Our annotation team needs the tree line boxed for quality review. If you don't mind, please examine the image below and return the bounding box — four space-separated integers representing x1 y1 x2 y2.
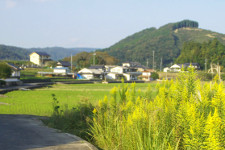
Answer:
63 51 118 70
176 38 225 70
172 20 199 30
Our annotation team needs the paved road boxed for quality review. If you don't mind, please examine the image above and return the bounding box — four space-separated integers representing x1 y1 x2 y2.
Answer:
0 115 97 150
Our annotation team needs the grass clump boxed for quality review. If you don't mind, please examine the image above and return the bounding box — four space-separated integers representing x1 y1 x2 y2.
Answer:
90 67 225 149
43 94 94 140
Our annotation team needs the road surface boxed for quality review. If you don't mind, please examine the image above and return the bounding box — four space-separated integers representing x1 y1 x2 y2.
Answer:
0 114 97 150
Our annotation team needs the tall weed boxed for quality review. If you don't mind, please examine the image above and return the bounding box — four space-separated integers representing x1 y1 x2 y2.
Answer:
90 67 225 149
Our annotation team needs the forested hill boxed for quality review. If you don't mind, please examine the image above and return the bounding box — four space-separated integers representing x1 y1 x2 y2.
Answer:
101 20 225 68
176 39 225 69
0 45 97 61
0 45 30 60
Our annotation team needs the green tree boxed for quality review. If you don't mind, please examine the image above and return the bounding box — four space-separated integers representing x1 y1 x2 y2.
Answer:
0 63 12 79
151 72 159 80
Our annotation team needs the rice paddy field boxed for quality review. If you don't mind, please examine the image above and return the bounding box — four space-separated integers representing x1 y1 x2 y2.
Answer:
0 82 157 116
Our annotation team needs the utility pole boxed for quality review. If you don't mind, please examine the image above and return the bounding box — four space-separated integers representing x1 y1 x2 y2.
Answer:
153 51 155 70
146 59 149 68
93 51 96 65
205 58 207 73
71 54 73 72
160 57 162 72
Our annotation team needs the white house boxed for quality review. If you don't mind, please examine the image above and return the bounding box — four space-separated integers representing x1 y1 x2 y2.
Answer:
7 63 21 77
78 68 103 80
163 67 171 72
139 70 151 81
53 67 70 75
106 66 141 81
170 64 181 72
123 72 142 81
110 66 129 74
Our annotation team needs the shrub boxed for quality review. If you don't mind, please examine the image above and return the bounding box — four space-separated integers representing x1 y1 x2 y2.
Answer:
0 80 6 87
0 63 12 79
151 71 159 80
44 94 94 140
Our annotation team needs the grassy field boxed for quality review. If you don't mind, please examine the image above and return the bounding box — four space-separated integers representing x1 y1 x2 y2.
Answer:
0 82 157 116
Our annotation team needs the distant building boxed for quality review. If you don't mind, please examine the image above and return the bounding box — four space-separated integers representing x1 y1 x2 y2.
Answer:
56 61 71 68
78 68 103 80
169 63 200 72
88 65 105 71
53 67 70 75
29 52 51 66
139 69 154 81
6 63 21 78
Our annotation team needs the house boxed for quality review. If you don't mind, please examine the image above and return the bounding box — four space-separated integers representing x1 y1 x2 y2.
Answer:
78 68 103 80
123 72 142 81
88 65 105 71
29 52 51 66
122 62 147 72
6 63 21 78
183 63 200 70
170 63 200 72
106 72 124 80
110 66 129 74
53 67 70 75
139 70 152 81
163 67 171 72
105 65 117 72
57 61 71 68
170 64 181 72
107 66 141 81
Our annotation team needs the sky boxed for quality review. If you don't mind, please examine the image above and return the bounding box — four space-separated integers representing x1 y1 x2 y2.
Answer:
0 0 225 49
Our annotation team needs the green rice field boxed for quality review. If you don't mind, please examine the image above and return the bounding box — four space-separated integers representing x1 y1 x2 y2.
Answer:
0 83 157 116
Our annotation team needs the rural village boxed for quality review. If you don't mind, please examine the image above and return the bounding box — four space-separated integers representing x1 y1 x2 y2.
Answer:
1 6 225 149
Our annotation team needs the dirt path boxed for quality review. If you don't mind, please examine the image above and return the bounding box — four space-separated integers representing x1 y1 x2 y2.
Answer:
0 114 97 150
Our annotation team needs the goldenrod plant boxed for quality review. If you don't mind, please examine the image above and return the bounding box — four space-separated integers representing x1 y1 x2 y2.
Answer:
90 66 225 149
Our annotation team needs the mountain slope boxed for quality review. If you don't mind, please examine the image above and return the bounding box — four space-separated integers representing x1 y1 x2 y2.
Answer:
102 20 225 68
0 45 97 61
0 45 30 60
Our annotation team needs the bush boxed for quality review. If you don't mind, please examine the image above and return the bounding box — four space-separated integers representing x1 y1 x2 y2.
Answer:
197 72 215 81
0 80 6 87
0 63 12 79
44 94 94 140
151 71 159 80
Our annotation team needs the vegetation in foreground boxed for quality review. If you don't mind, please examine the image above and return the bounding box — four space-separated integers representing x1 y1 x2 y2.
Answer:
90 68 225 149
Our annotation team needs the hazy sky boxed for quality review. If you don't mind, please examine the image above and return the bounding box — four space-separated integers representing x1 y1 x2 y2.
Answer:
0 0 224 48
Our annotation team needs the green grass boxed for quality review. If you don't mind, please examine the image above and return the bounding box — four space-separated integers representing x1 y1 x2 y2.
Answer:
0 83 157 116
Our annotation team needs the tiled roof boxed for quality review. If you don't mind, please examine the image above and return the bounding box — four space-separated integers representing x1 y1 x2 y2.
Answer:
31 52 50 56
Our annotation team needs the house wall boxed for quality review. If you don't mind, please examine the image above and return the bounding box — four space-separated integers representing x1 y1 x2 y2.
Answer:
123 74 131 81
30 53 41 65
82 74 94 80
53 68 69 74
122 63 130 67
111 67 128 74
12 71 20 77
143 72 151 76
106 73 117 80
111 67 123 74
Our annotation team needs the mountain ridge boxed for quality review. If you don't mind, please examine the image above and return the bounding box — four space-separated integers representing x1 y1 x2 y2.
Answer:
0 45 98 61
101 20 225 68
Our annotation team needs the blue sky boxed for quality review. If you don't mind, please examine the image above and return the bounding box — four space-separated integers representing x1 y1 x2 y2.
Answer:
0 0 224 48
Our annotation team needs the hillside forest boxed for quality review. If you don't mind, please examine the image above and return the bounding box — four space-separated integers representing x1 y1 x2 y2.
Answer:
176 38 225 69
